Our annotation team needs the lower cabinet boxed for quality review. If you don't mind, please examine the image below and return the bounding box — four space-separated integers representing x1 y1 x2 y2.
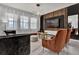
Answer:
0 34 30 55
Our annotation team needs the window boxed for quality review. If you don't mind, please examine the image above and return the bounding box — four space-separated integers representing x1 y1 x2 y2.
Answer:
68 15 78 28
7 18 16 29
30 17 37 29
6 13 17 30
20 16 29 29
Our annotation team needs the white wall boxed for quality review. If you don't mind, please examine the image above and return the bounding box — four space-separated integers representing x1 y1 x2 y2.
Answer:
0 4 40 35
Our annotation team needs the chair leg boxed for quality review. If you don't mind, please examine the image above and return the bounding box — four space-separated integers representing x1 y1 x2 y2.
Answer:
65 44 69 55
66 45 69 55
43 47 44 53
57 52 60 55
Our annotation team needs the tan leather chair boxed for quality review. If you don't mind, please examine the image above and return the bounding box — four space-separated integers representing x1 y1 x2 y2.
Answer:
42 29 67 54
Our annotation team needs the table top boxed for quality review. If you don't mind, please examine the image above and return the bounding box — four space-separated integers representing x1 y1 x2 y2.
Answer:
44 31 57 35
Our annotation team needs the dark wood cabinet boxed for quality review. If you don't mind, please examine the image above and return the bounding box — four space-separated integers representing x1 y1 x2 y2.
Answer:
0 34 30 55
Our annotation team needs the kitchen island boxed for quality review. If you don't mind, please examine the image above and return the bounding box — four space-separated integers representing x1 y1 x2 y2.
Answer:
0 34 30 55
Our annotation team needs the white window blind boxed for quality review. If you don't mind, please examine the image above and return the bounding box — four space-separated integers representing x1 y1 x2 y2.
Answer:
30 17 37 29
20 16 29 29
6 13 17 30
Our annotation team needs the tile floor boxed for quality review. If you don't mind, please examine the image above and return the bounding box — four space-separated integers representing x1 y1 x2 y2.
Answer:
30 39 79 55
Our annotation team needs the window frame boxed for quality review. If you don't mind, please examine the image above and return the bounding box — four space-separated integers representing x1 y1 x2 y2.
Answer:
20 16 29 30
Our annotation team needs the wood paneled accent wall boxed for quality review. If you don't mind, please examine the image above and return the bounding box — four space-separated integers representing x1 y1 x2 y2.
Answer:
43 8 68 30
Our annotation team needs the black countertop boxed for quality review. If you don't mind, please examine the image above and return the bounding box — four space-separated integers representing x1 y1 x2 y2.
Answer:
0 34 30 39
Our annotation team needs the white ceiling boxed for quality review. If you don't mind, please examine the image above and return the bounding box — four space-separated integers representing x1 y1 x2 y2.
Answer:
2 3 76 15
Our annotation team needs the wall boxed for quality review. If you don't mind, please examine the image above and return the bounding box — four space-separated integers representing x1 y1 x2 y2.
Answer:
0 4 40 35
41 3 79 36
67 3 79 35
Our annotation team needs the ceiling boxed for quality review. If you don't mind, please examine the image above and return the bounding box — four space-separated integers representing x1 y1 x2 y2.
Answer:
2 3 76 15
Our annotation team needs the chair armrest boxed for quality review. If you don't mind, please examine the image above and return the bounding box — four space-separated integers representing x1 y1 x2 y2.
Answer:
42 37 55 42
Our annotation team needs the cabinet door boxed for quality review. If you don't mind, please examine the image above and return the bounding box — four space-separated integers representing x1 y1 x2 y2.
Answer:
0 38 18 55
18 35 30 55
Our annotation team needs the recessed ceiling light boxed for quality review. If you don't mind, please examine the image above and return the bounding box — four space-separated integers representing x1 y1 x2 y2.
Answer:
36 4 40 7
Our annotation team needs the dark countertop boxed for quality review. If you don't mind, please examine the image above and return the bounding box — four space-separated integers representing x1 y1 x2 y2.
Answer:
0 34 31 39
